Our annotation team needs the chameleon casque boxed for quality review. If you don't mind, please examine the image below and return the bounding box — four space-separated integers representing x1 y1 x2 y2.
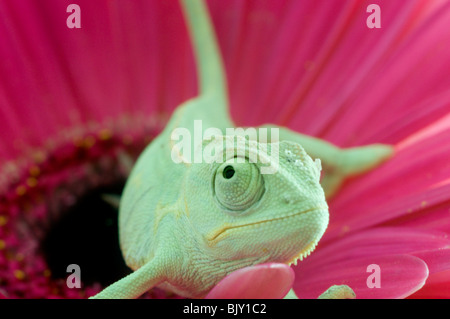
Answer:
91 0 393 299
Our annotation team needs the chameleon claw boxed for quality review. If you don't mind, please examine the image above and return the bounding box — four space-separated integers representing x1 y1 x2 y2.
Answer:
101 193 121 209
117 151 135 175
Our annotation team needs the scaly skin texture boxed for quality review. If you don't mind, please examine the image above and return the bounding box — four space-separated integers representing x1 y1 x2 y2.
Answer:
91 0 393 299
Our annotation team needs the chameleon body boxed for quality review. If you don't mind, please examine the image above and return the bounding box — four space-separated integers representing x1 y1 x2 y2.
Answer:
91 0 393 299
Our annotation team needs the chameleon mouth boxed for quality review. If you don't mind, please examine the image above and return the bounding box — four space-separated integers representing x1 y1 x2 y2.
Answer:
206 205 328 243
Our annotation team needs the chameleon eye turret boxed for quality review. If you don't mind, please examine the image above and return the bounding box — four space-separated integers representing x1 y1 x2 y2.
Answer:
214 158 265 212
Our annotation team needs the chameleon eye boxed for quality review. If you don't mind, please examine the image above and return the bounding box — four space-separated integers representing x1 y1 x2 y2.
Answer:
222 165 235 179
214 158 265 212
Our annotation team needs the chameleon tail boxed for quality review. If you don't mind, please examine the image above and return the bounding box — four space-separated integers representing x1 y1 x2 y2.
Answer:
90 260 163 299
180 0 229 116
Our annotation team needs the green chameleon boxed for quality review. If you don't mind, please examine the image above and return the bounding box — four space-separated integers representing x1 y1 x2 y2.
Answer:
91 0 393 299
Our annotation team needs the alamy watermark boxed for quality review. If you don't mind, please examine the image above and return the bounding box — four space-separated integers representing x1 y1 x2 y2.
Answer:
170 120 279 174
66 3 381 30
366 263 381 288
66 4 81 29
66 264 81 288
367 4 381 29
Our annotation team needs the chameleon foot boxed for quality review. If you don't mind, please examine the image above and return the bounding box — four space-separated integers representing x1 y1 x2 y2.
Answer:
318 285 356 299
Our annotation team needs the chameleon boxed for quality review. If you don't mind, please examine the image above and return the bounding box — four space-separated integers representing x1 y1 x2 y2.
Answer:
91 0 393 299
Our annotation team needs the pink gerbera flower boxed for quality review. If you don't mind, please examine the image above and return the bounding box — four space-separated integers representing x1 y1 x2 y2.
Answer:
0 0 449 299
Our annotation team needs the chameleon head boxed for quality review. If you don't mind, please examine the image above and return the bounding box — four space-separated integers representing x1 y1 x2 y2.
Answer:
184 135 329 269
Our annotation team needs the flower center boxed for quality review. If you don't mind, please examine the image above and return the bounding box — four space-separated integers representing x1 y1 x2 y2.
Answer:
40 182 131 287
0 115 174 298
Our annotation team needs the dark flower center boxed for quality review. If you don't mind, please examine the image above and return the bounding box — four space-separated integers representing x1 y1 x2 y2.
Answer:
0 115 178 298
40 182 131 287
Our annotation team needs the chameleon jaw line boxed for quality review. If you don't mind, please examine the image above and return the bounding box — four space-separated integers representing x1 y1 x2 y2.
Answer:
206 205 328 243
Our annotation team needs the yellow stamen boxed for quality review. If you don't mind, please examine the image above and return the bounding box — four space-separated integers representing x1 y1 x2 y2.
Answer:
16 185 26 196
29 165 40 177
26 177 37 187
98 129 112 140
0 215 8 226
14 270 26 280
83 136 96 148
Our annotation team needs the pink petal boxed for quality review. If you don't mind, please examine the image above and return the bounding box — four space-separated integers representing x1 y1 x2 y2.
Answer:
205 263 294 299
294 255 428 299
412 249 450 275
308 227 450 269
408 269 450 299
0 0 194 161
325 128 450 241
293 227 445 298
321 1 450 146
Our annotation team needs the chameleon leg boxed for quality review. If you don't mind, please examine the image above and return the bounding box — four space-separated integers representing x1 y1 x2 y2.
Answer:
283 285 355 299
283 285 356 299
284 288 299 299
318 285 356 299
322 143 394 198
90 260 164 299
256 125 394 198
